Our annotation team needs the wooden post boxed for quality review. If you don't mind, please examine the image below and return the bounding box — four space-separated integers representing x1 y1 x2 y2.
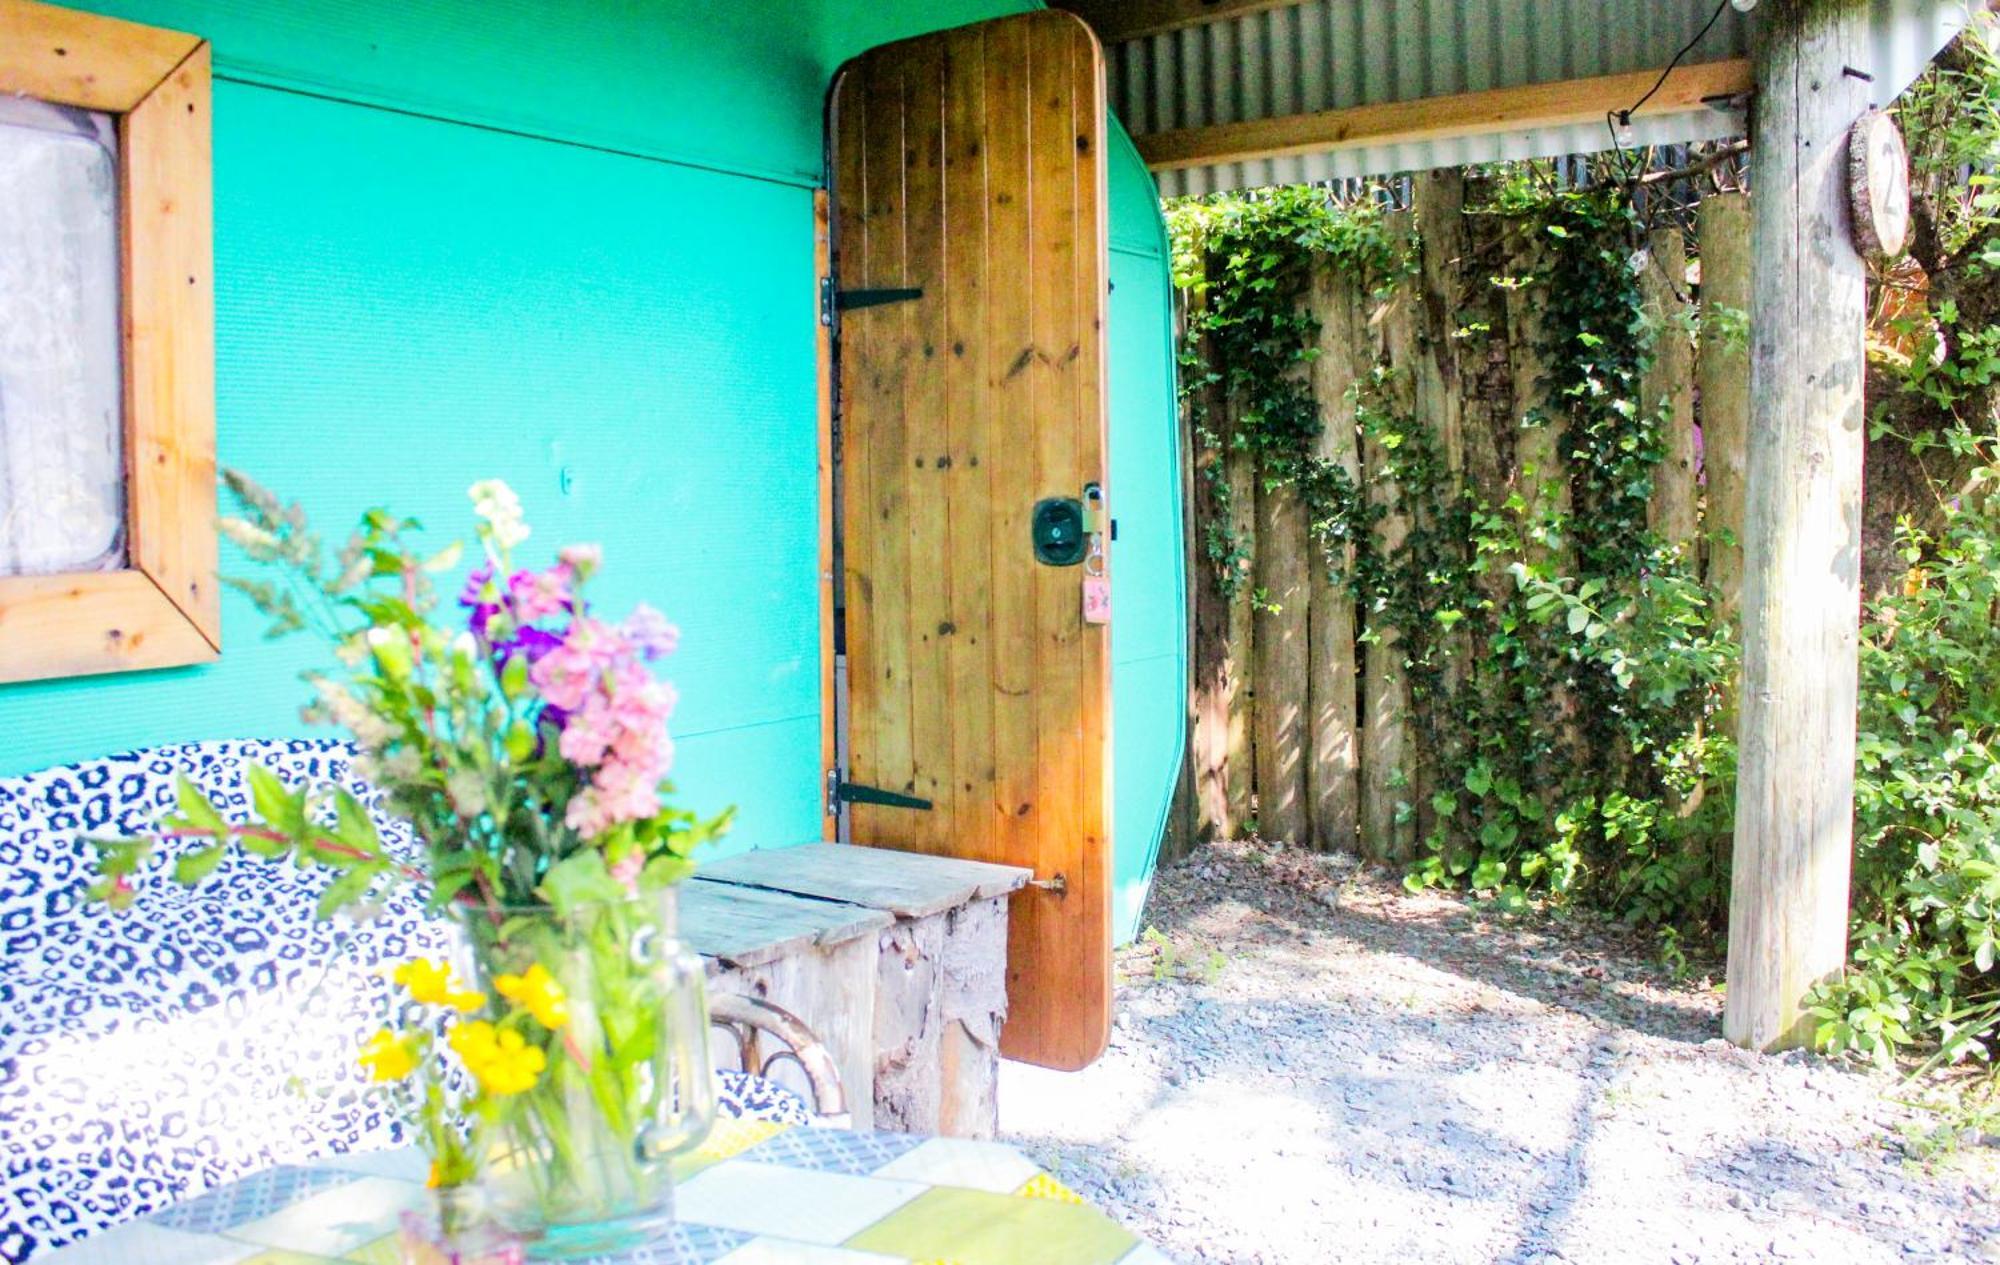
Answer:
1724 0 1870 1052
1643 227 1699 554
1362 214 1419 862
1187 262 1250 842
1253 458 1311 846
1306 262 1367 854
1698 193 1753 625
1222 413 1258 834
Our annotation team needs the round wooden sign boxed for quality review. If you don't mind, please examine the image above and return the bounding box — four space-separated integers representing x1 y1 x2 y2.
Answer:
1848 108 1911 259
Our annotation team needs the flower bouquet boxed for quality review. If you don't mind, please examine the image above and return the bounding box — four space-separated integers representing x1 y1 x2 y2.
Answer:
94 475 732 1258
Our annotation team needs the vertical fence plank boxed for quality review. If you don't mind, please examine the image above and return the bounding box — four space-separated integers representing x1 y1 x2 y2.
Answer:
1699 193 1753 625
1306 262 1366 854
1362 214 1419 862
1222 409 1259 834
1644 227 1699 553
1253 456 1310 846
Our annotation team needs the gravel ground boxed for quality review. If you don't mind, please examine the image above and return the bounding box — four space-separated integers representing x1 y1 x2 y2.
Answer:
998 841 2000 1265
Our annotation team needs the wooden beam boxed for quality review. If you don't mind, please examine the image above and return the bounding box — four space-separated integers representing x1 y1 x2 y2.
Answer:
1050 0 1300 45
0 0 200 112
1136 58 1751 172
1724 0 1869 1053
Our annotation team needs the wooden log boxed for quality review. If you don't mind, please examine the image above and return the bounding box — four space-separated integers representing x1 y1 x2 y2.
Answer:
1643 227 1699 553
1724 0 1869 1053
1187 265 1239 842
1306 261 1367 854
1222 406 1258 835
1698 193 1753 626
1361 215 1419 863
1503 225 1569 547
1252 455 1311 846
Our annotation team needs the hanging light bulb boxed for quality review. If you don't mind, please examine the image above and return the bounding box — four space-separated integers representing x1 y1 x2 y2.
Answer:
1614 111 1637 148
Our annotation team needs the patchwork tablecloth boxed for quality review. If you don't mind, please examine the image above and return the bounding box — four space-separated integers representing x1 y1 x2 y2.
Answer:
38 1119 1168 1265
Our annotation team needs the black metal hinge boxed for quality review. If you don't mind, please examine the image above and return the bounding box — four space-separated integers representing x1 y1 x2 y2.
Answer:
826 768 933 814
822 279 924 325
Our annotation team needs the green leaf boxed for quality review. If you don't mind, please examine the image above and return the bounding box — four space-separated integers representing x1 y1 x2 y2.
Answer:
1566 604 1591 634
315 865 377 920
332 788 381 854
537 850 626 916
175 777 228 838
173 844 226 887
246 765 306 836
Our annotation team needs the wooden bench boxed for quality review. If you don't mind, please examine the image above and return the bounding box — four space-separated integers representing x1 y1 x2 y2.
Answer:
682 843 1030 1137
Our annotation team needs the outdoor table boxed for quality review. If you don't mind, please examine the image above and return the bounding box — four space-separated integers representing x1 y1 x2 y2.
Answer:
44 1117 1166 1265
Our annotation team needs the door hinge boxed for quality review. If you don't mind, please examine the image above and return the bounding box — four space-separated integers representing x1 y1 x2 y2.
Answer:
822 281 923 326
826 767 933 814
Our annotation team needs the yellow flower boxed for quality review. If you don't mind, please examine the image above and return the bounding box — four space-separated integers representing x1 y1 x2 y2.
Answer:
393 958 485 1013
448 1020 547 1097
493 963 571 1030
358 1028 417 1082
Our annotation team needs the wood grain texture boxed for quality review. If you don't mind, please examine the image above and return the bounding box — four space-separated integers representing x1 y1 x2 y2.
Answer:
1137 59 1753 172
1221 405 1257 831
1724 1 1868 1053
1306 263 1366 855
709 934 880 1131
1251 460 1308 845
1698 193 1753 629
1361 219 1419 863
0 34 215 684
701 842 1029 920
0 570 216 680
1642 228 1698 552
124 42 218 649
831 10 1112 1071
683 879 892 968
0 0 198 112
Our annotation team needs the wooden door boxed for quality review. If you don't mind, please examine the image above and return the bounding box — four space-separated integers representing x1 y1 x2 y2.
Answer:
829 10 1111 1072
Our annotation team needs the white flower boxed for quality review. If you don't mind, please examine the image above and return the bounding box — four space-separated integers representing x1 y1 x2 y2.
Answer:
446 768 489 819
311 677 395 751
469 479 530 551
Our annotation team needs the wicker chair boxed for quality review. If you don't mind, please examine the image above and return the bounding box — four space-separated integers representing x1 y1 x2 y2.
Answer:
709 993 849 1129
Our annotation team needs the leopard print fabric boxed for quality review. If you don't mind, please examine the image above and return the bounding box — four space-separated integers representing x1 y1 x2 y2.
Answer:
0 740 806 1262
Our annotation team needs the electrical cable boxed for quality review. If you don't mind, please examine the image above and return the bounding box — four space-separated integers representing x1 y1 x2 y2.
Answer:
1605 0 1735 163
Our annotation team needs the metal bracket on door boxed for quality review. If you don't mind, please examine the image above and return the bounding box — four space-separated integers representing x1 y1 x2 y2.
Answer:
826 767 934 815
821 279 925 325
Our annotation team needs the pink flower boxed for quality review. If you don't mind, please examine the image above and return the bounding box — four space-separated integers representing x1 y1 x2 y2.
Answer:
559 544 603 579
532 611 679 840
609 849 644 895
508 565 573 622
622 605 678 660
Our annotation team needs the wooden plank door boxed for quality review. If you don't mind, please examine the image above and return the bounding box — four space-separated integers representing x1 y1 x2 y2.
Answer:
829 9 1111 1072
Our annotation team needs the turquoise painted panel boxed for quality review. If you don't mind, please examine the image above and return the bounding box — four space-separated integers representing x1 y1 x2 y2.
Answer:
0 79 822 851
1106 132 1186 945
1 0 1183 919
63 0 826 185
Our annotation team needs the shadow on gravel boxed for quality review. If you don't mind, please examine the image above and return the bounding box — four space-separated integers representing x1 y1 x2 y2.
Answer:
1139 852 1722 1046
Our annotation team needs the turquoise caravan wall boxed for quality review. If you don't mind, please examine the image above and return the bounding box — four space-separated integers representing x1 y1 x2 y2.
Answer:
1 0 1184 942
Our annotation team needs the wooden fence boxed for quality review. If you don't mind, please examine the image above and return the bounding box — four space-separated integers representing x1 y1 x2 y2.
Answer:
1163 175 1754 861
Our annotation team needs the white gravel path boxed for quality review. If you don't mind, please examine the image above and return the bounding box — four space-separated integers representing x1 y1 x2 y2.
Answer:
999 842 1999 1265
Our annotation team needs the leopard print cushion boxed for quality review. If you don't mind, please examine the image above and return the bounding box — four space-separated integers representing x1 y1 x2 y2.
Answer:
0 740 808 1262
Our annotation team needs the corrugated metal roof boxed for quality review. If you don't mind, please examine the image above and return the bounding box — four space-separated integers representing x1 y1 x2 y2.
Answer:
1104 0 1978 196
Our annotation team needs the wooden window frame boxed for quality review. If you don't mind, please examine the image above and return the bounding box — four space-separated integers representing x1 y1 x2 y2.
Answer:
0 0 215 682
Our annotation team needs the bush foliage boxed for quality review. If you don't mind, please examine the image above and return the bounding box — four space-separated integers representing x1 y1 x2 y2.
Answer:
1167 14 2000 1069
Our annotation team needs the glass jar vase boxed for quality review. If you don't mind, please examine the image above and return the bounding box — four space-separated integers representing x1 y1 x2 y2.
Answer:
453 885 715 1259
